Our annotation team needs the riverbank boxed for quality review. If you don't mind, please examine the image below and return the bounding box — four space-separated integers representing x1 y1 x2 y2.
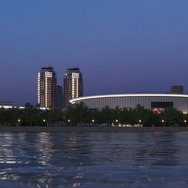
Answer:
0 126 188 132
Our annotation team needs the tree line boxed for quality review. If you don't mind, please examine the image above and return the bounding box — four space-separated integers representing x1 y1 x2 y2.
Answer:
0 103 63 127
65 102 187 127
0 102 188 127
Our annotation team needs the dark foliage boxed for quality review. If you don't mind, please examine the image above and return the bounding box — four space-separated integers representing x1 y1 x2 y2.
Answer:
0 102 187 127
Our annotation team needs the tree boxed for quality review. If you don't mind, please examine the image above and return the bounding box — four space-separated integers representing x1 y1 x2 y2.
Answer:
99 106 113 125
46 108 64 125
160 108 183 126
65 102 90 125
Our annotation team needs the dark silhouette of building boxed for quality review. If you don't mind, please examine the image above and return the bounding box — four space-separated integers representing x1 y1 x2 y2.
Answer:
56 85 63 109
170 85 184 94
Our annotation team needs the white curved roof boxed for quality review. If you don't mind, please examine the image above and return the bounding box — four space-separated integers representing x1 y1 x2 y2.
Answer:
69 93 188 104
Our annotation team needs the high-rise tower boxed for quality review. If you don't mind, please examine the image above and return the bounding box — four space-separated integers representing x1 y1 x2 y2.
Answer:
64 67 83 108
37 67 57 108
56 85 63 109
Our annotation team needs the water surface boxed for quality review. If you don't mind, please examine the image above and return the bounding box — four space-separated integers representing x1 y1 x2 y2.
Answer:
0 132 188 187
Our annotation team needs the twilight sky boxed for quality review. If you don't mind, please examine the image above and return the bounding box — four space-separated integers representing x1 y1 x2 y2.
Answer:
0 0 188 105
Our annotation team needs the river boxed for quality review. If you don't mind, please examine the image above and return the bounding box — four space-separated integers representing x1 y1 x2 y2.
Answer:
0 131 188 187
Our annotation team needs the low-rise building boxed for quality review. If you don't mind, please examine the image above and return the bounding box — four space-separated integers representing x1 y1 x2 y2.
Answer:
70 93 188 114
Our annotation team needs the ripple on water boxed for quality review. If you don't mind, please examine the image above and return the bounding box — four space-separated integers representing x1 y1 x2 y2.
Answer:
0 132 188 187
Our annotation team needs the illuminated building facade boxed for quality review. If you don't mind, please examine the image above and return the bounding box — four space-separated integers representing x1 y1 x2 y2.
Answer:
70 93 188 114
64 67 83 108
37 67 57 108
0 101 14 109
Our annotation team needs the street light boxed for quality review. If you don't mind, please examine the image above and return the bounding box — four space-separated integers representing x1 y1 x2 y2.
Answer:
115 119 119 127
18 119 20 126
139 119 142 124
43 119 46 123
92 119 95 123
184 120 187 123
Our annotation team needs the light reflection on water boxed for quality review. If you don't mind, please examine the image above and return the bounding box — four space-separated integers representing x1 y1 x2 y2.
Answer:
0 132 188 187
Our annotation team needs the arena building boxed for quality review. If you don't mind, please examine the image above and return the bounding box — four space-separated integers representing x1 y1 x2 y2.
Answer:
69 94 188 114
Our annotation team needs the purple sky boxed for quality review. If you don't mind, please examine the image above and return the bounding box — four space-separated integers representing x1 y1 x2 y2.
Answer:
0 0 188 105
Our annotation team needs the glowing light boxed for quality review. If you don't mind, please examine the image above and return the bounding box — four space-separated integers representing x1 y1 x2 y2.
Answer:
70 93 188 104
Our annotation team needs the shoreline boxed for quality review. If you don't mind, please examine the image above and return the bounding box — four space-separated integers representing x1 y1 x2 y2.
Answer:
0 126 188 132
